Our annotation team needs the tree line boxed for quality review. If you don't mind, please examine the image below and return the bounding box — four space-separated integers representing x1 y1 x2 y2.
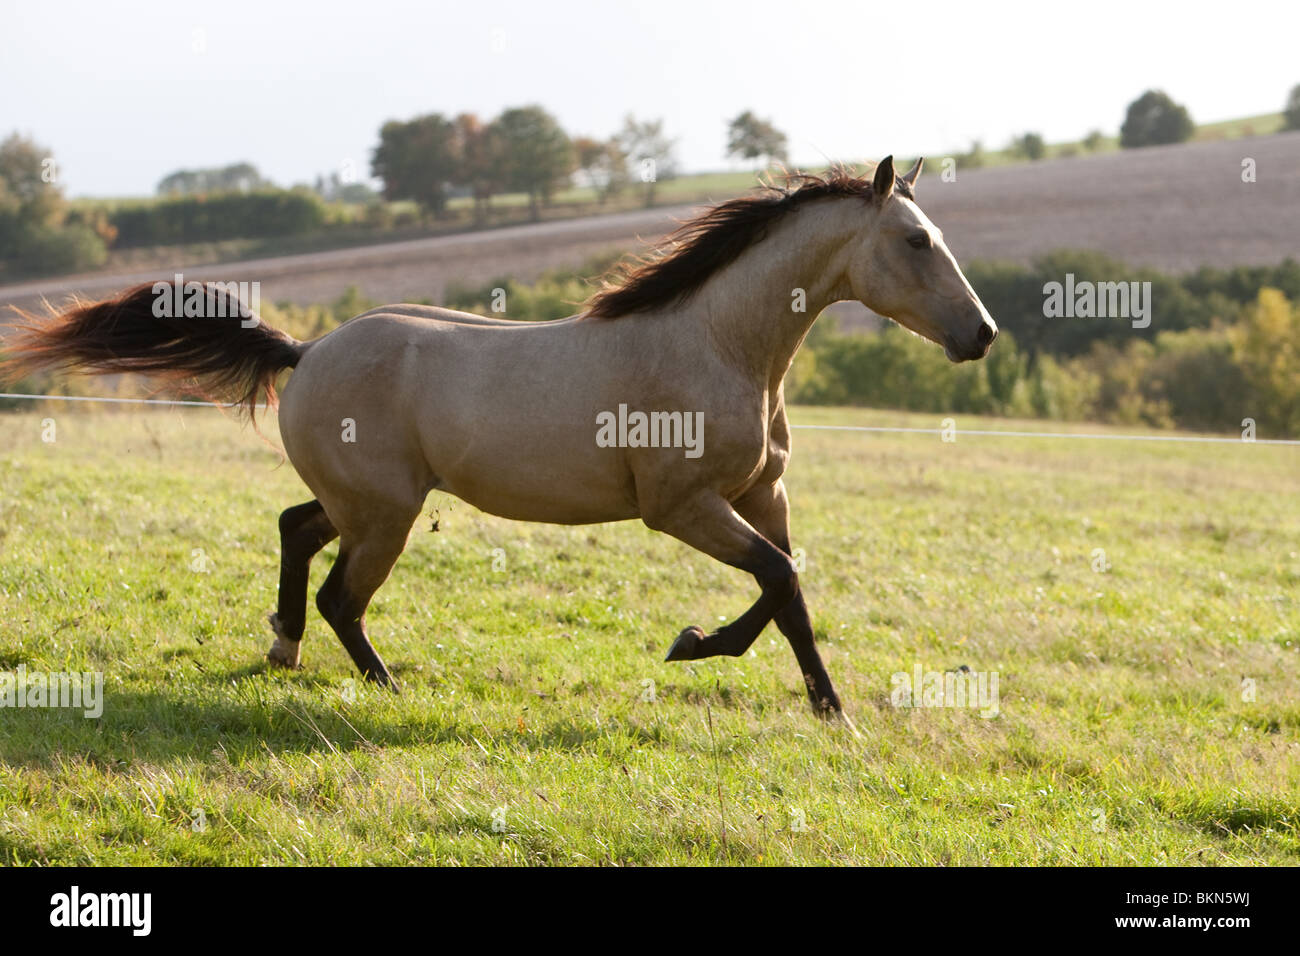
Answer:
4 79 1300 279
372 106 785 221
962 83 1300 167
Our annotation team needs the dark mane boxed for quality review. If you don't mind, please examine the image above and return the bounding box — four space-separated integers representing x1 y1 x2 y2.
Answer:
584 164 912 320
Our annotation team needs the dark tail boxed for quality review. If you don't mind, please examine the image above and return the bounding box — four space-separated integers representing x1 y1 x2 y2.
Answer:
0 280 304 418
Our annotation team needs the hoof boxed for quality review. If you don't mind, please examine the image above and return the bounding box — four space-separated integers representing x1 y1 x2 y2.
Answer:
664 625 705 662
364 670 400 693
266 615 301 669
811 697 843 720
804 674 842 718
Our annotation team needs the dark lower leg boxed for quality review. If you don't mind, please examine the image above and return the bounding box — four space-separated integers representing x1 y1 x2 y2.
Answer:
772 589 840 713
653 493 797 663
734 482 841 713
271 501 338 643
315 551 398 689
664 553 796 660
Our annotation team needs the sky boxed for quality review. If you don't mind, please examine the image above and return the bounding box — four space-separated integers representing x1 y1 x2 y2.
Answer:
4 0 1297 197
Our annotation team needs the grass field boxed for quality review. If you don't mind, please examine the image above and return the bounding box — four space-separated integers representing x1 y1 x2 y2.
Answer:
0 406 1297 865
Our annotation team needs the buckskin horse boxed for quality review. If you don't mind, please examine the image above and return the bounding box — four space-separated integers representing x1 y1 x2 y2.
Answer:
2 157 996 715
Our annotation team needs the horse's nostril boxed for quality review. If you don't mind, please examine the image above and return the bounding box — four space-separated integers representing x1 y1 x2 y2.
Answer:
977 322 996 347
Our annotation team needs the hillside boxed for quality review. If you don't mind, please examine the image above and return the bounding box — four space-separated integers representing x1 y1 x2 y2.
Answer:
2 132 1297 317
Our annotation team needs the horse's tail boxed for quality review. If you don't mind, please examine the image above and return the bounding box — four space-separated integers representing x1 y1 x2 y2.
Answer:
0 280 305 418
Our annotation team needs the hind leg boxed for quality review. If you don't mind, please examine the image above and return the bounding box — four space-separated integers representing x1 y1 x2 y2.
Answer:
267 500 339 669
314 502 420 689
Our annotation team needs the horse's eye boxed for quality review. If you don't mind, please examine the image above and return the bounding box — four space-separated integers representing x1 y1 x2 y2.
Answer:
907 233 932 250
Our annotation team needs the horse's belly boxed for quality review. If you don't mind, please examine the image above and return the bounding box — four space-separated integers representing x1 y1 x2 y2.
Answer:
425 424 640 525
435 470 639 525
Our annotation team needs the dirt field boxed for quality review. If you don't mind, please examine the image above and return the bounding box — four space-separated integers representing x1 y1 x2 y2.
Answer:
1 132 1297 317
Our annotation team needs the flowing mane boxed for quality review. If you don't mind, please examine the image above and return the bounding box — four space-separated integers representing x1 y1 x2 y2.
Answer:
584 164 913 320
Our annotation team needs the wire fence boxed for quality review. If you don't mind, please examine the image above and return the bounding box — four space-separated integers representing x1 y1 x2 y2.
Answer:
3 391 1299 446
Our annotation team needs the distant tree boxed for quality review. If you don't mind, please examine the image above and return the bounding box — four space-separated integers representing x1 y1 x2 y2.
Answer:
958 139 986 169
451 112 502 223
0 132 107 275
1010 132 1046 160
618 115 677 208
725 110 788 167
156 162 270 195
489 105 573 221
573 136 603 184
573 135 628 204
0 132 62 223
1083 130 1106 151
1233 287 1300 435
1284 84 1300 132
311 171 376 204
1120 90 1194 148
0 134 56 263
371 113 459 219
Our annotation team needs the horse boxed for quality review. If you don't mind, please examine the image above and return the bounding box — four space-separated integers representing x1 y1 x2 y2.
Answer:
1 156 996 715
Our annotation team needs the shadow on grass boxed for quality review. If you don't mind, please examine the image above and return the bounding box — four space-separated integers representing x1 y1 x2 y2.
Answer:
0 665 674 769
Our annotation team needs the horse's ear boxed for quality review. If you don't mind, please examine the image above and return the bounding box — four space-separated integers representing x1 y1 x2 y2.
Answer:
902 157 923 188
872 155 895 201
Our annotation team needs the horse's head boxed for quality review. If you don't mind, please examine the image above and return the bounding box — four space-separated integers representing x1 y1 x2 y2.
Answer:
847 156 997 361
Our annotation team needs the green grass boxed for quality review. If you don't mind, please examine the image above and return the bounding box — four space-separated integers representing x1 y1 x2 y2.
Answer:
0 406 1297 865
934 111 1288 168
1192 112 1286 141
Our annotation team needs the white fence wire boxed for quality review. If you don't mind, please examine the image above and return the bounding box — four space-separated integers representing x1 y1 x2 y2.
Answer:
2 392 1299 446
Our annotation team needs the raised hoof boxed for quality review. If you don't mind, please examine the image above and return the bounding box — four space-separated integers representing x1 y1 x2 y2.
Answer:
664 625 705 662
265 615 301 669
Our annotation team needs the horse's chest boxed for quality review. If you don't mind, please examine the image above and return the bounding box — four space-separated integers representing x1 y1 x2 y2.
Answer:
721 416 789 500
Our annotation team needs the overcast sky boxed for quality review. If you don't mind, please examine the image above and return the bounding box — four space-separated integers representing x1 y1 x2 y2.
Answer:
5 0 1296 197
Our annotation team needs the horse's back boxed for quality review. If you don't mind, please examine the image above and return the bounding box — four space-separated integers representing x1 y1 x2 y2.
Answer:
354 303 583 327
278 311 643 525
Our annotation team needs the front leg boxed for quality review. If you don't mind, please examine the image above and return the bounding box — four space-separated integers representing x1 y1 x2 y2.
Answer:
645 489 839 713
651 491 795 660
732 480 840 713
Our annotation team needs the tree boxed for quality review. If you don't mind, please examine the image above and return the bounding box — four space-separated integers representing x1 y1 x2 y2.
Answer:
1284 84 1300 132
1082 130 1106 151
371 113 459 219
488 105 573 221
725 110 788 167
451 112 502 223
618 115 677 208
156 162 270 196
311 172 376 204
958 139 986 168
1120 90 1194 148
1010 132 1046 160
1233 287 1300 436
573 135 628 204
0 132 64 227
0 132 107 275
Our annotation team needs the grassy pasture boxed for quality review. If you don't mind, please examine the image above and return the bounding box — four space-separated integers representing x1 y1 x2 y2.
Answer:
0 406 1296 865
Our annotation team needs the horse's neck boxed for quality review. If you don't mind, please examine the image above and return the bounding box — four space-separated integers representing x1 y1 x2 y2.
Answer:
687 200 862 388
